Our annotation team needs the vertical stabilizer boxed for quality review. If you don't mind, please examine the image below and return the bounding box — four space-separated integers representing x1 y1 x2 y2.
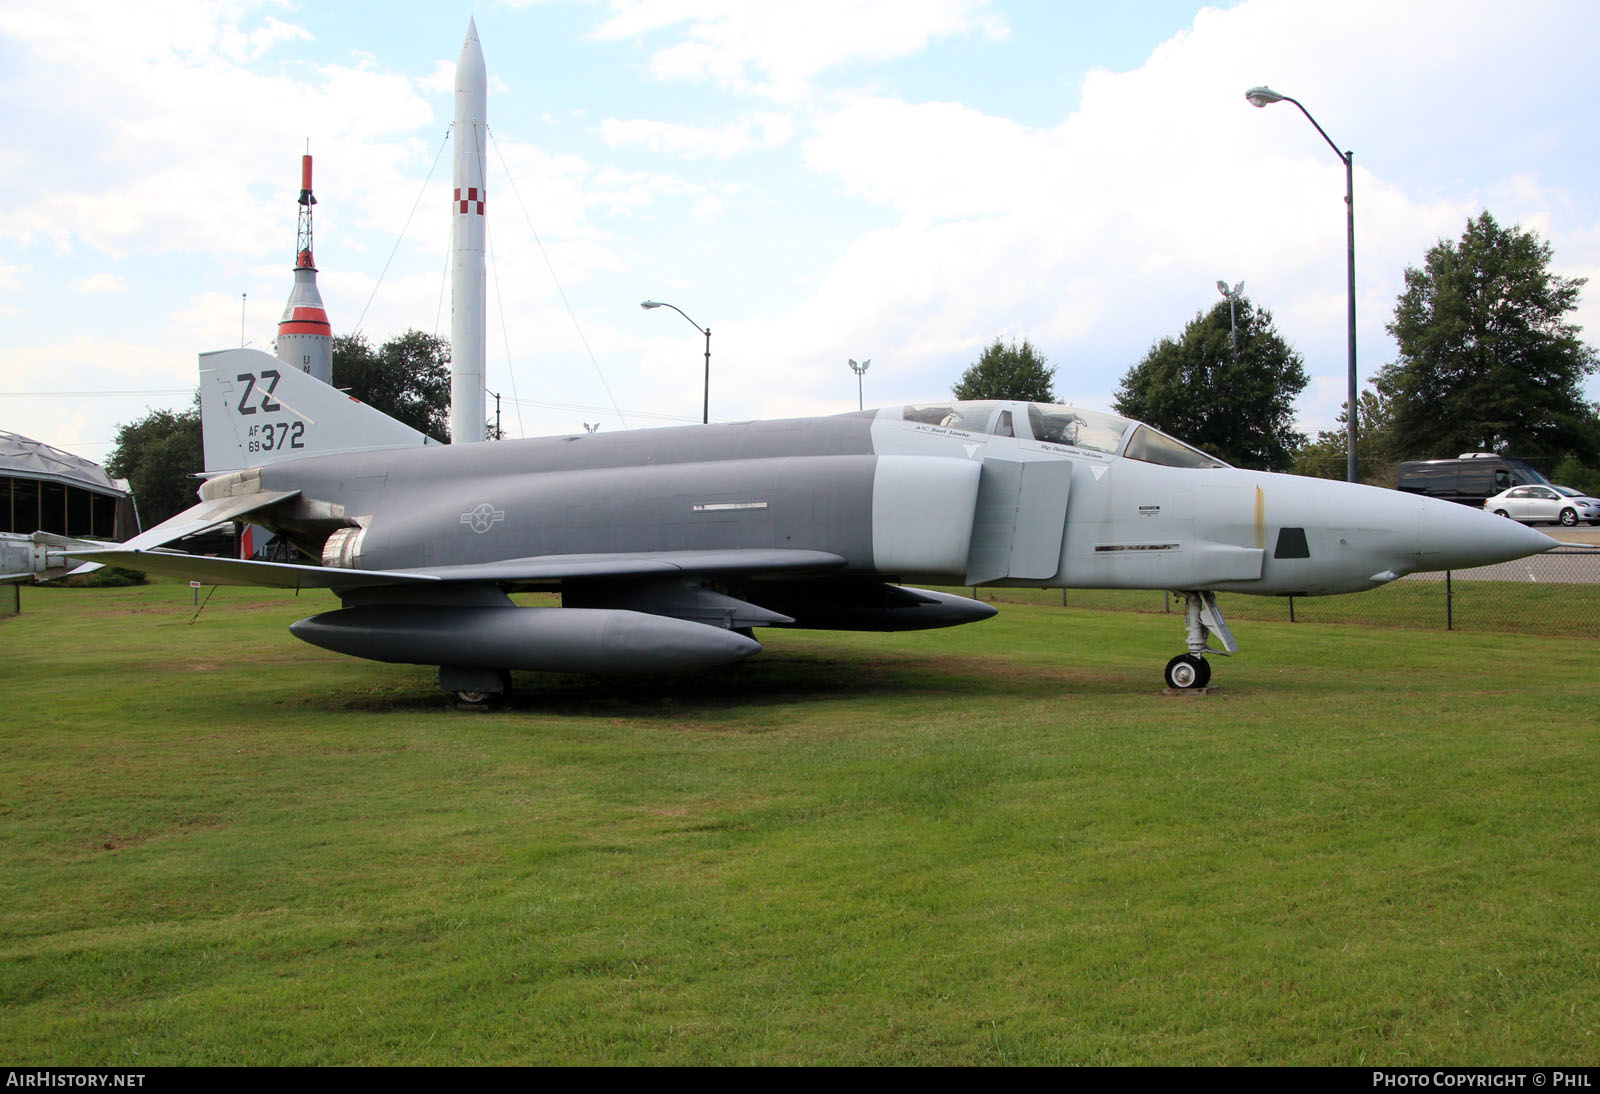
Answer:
200 347 435 472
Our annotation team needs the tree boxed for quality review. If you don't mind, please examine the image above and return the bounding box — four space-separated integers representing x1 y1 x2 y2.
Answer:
1290 388 1396 484
104 403 203 529
952 337 1057 402
1550 453 1600 498
1113 297 1307 471
332 330 452 440
1376 212 1600 462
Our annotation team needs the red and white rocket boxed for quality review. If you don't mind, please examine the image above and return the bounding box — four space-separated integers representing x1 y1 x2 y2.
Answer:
450 19 487 444
276 151 333 385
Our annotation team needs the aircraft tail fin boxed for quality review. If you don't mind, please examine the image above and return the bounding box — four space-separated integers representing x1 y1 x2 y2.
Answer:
199 347 439 472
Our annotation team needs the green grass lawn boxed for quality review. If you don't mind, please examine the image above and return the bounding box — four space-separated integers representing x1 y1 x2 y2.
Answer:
2 580 1597 1064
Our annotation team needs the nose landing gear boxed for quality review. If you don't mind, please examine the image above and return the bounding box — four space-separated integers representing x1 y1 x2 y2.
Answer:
1164 591 1236 691
1165 652 1210 689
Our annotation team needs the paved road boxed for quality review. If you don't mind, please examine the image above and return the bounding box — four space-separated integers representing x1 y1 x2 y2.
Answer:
1406 524 1600 584
1548 526 1600 547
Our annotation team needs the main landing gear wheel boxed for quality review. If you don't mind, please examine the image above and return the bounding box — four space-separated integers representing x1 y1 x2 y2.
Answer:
1164 653 1211 690
440 667 512 708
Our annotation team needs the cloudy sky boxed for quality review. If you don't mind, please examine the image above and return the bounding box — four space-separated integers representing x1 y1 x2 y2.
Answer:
2 0 1597 464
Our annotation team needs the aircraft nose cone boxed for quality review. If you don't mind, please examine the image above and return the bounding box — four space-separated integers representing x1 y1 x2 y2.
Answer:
1416 497 1557 570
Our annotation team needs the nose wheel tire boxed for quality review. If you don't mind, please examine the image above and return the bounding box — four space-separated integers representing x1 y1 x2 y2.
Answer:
1165 653 1211 690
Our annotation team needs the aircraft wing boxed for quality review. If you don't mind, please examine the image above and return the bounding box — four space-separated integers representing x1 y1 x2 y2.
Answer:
410 548 848 583
61 546 848 591
63 549 441 590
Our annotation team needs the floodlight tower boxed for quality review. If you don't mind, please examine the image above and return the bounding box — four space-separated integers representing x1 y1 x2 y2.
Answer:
1216 280 1244 355
849 358 871 410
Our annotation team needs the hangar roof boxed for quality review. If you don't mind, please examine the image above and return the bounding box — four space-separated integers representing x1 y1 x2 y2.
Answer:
0 430 131 496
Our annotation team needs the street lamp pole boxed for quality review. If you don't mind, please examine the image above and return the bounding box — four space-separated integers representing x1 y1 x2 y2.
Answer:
1246 85 1359 483
848 358 871 411
641 300 711 424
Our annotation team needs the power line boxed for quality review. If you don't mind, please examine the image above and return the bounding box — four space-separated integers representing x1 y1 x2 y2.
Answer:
353 127 453 338
488 126 628 428
0 389 191 398
503 395 703 425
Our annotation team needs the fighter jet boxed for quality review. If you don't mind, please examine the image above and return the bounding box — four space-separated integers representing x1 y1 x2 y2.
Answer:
49 347 1553 702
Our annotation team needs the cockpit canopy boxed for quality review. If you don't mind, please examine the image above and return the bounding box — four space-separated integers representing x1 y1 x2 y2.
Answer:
896 400 1227 469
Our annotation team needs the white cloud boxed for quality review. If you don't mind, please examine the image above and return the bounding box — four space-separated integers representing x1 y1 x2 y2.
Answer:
0 1 435 260
0 337 197 461
3 0 1597 454
591 0 1007 102
219 14 312 63
70 273 126 294
597 112 794 159
417 59 455 95
727 0 1600 428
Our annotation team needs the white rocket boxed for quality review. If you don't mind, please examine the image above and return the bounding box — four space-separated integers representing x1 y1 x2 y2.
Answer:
276 152 333 386
450 19 488 444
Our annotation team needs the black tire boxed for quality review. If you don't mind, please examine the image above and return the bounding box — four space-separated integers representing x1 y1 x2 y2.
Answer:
1560 508 1579 527
454 689 494 705
1493 509 1510 518
1165 653 1208 690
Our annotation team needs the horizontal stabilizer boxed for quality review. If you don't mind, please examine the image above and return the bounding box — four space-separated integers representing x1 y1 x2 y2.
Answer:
120 489 301 552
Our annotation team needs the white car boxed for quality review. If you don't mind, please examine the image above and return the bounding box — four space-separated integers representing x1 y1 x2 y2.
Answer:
1483 484 1600 527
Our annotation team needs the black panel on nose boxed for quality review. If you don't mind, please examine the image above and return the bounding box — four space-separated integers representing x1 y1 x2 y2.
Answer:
1274 527 1310 559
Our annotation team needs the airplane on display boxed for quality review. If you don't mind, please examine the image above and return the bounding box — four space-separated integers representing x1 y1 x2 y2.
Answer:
47 347 1555 703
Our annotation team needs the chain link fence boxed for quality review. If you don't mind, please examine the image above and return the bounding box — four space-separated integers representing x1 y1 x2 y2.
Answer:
975 547 1600 639
1276 547 1599 637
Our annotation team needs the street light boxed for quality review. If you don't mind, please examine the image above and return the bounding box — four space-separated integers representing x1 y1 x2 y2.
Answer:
1216 279 1244 355
641 299 711 424
1245 84 1359 483
848 358 871 410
